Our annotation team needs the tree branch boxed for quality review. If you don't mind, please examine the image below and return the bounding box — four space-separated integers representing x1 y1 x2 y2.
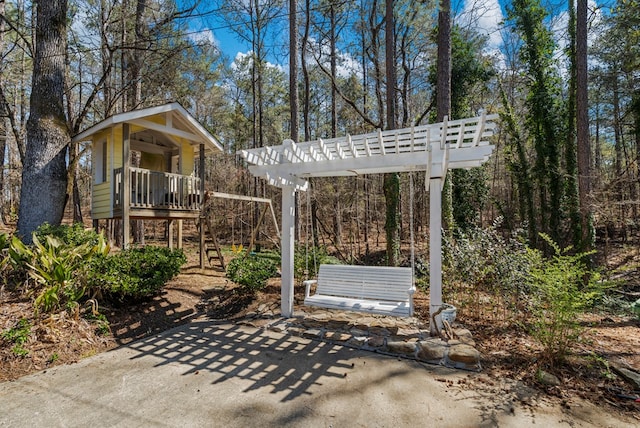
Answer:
311 48 380 129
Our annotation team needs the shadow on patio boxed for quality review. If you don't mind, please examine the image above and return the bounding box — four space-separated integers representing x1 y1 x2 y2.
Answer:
126 320 365 402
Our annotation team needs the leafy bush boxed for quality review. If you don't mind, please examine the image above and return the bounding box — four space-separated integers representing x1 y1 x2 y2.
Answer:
632 299 640 318
35 223 103 247
526 234 604 365
88 246 186 302
294 245 341 281
0 232 10 287
29 234 110 313
4 232 109 314
226 255 278 293
442 219 533 319
1 318 31 357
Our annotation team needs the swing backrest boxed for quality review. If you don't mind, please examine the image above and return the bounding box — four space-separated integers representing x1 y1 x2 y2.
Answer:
315 264 414 302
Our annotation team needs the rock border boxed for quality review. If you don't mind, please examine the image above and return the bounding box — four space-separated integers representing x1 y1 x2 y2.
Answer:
239 303 482 371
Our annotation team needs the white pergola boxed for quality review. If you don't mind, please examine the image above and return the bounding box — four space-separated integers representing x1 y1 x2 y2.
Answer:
241 113 499 325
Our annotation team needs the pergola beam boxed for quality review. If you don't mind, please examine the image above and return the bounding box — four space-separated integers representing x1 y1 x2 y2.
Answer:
247 145 493 181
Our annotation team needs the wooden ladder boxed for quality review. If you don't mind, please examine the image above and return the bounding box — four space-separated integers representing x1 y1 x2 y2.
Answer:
200 204 225 269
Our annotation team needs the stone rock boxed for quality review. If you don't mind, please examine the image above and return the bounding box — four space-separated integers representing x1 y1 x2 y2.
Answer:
453 328 475 346
611 363 640 389
537 370 561 386
326 320 349 330
347 336 367 347
309 313 331 322
324 332 351 342
237 320 257 328
366 336 386 348
302 328 324 339
350 328 369 337
417 339 447 362
269 324 287 333
301 319 325 328
396 327 421 338
286 327 306 337
387 341 416 356
448 344 480 365
368 327 391 337
251 318 272 328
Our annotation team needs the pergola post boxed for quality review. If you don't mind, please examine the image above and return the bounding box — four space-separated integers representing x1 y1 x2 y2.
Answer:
281 185 297 317
429 177 443 334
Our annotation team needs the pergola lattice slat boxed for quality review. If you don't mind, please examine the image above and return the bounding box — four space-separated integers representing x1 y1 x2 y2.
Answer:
242 113 498 187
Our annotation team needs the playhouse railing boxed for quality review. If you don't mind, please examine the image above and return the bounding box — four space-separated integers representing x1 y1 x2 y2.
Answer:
113 167 201 211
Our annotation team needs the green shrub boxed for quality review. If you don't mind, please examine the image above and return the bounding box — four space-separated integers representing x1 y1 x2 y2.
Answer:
26 233 109 314
4 235 34 289
442 220 533 318
1 318 31 357
526 234 604 365
226 255 278 293
85 311 111 336
294 245 341 280
35 223 103 247
1 318 31 345
88 246 186 302
0 232 10 286
632 299 640 318
2 227 110 313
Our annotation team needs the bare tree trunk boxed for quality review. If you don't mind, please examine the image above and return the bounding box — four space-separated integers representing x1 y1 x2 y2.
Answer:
101 0 114 118
301 0 311 142
0 0 6 225
329 2 342 248
612 71 624 225
436 0 453 230
289 0 300 240
576 0 592 250
126 0 147 244
289 0 298 143
384 0 400 266
17 0 69 241
566 0 580 248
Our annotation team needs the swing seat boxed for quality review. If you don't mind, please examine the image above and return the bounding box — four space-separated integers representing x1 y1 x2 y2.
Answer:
303 264 415 317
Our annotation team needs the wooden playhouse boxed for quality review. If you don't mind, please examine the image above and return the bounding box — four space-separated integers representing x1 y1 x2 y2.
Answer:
72 102 224 252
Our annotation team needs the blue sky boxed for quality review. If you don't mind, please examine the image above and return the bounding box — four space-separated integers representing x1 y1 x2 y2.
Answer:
187 0 606 67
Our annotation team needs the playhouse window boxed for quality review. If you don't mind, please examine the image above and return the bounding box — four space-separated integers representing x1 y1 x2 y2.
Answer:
95 140 107 184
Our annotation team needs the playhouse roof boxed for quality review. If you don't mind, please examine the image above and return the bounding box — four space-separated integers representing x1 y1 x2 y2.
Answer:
72 102 223 153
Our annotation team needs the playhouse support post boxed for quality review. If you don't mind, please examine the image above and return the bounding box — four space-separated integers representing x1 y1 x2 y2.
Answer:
429 177 443 335
199 143 206 268
281 185 296 318
122 123 131 249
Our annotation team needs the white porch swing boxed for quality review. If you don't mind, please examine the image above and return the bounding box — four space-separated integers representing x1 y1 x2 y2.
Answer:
241 113 498 331
301 171 418 317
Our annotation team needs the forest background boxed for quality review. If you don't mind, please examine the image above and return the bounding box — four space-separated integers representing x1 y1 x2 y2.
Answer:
0 0 638 262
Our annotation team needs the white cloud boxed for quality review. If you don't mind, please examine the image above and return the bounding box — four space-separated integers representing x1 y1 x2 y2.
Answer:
303 37 363 79
550 0 604 75
189 29 218 47
456 0 507 69
231 51 286 74
457 0 505 52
